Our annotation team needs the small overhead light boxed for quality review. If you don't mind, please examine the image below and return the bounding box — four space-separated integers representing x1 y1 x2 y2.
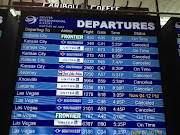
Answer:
10 9 17 17
15 11 21 16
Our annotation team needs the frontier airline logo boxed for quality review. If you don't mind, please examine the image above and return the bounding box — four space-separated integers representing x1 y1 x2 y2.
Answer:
55 112 82 119
25 16 37 24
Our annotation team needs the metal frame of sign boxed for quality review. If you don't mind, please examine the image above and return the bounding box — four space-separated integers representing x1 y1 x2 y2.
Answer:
0 9 19 135
161 17 180 134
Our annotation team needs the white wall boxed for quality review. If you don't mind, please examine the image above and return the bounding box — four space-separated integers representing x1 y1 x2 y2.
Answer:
0 0 9 5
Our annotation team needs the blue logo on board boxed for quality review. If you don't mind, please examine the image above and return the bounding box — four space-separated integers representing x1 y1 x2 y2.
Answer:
25 16 37 24
76 85 79 88
0 16 3 24
74 121 78 125
77 59 80 62
75 91 79 95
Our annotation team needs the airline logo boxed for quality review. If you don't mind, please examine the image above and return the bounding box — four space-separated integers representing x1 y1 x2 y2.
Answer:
54 129 61 134
55 112 82 119
61 40 66 44
55 105 82 111
58 70 83 77
0 16 3 24
25 16 37 24
58 77 83 82
56 90 83 96
61 40 84 45
56 105 82 111
56 106 62 110
54 128 81 134
57 83 83 89
60 45 84 51
59 64 83 70
59 57 84 64
54 119 82 126
60 52 83 57
57 98 82 104
61 34 84 40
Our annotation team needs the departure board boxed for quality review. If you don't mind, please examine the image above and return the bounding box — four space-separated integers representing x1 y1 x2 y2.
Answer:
9 12 167 135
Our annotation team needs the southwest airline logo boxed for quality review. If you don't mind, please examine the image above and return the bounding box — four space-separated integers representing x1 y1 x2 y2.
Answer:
175 22 180 28
0 16 3 24
25 16 37 24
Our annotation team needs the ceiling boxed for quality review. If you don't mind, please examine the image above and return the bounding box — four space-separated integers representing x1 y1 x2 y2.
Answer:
10 0 180 12
9 0 180 26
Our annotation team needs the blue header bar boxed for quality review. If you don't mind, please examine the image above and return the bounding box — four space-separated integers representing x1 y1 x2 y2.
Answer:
24 16 156 31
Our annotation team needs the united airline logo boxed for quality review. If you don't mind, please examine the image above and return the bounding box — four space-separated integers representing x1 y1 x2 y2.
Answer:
25 16 37 24
60 45 84 51
58 77 83 82
56 90 83 96
0 16 3 24
54 119 82 126
59 57 84 63
57 83 83 89
175 22 180 28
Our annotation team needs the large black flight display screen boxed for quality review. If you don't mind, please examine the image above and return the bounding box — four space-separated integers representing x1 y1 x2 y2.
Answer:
9 12 167 135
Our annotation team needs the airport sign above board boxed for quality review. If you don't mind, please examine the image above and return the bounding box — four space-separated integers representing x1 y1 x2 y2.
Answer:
12 2 149 11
